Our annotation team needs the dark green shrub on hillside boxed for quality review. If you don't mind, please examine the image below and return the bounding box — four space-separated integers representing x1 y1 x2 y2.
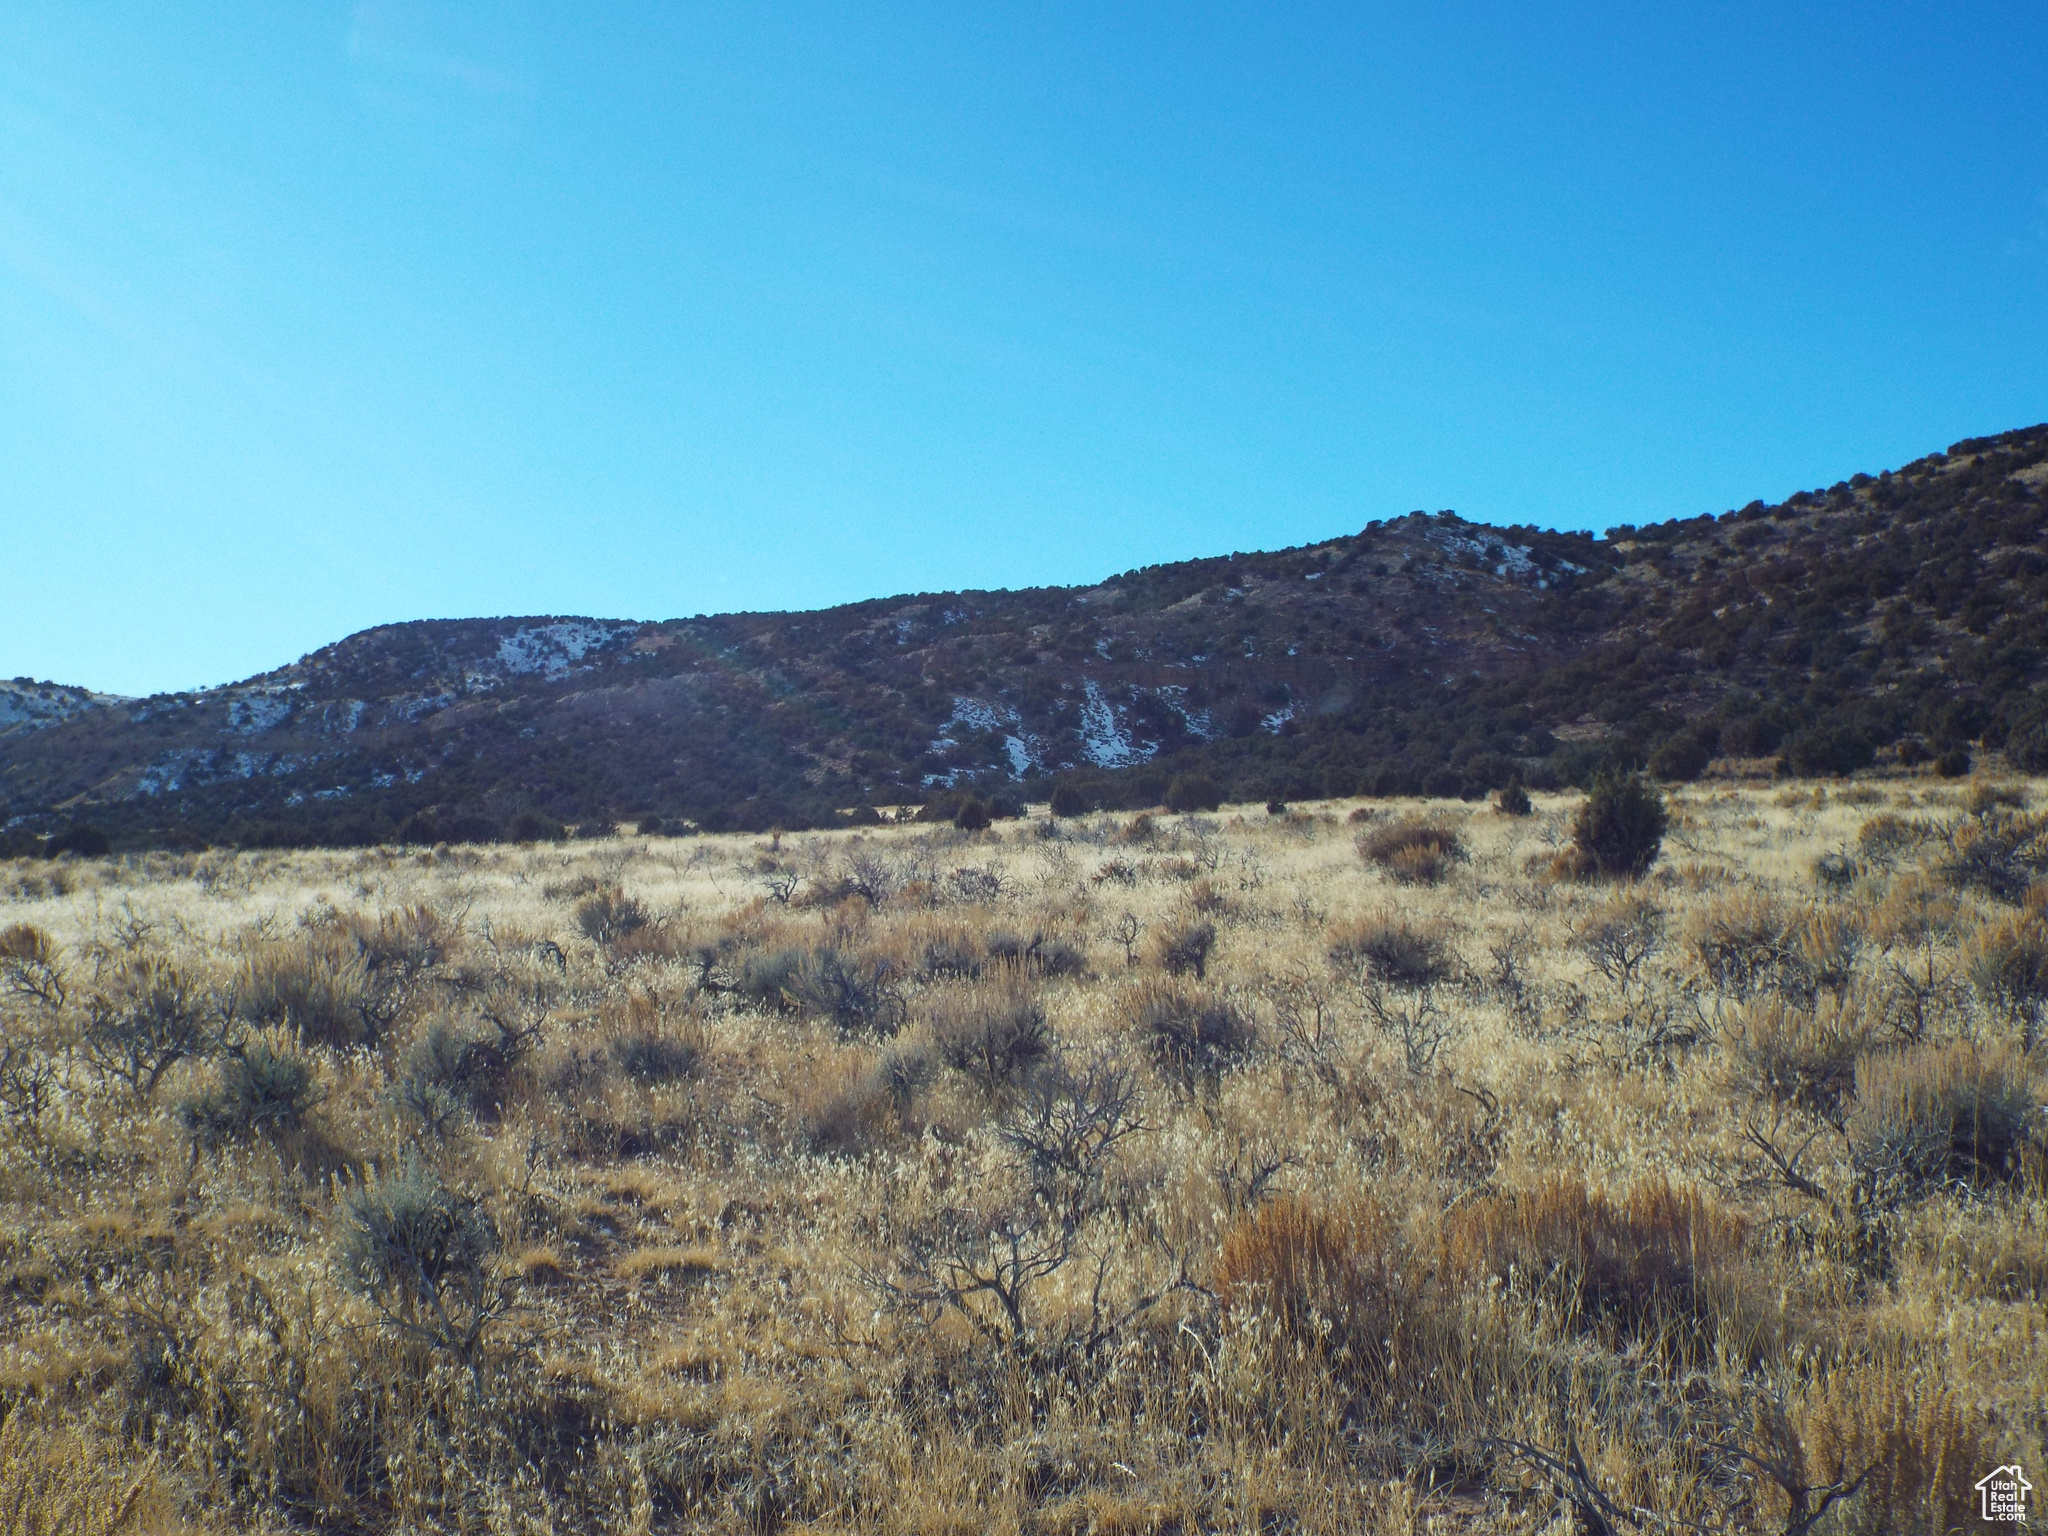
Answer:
1165 774 1223 813
48 823 111 858
1048 782 1089 819
1495 780 1532 817
915 790 996 828
1937 746 1973 778
1423 767 1464 798
2005 705 2048 771
1559 773 1666 880
1546 738 1645 789
507 810 566 843
1781 724 1874 778
1649 727 1715 782
1718 714 1785 758
1457 752 1521 797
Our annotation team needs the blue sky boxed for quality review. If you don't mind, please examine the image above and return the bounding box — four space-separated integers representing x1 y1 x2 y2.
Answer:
3 3 2045 697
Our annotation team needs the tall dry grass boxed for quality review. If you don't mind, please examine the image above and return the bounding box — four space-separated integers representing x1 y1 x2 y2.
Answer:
0 778 2041 1532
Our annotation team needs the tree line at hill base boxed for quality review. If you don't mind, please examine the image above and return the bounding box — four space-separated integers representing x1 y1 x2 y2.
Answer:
0 731 1982 861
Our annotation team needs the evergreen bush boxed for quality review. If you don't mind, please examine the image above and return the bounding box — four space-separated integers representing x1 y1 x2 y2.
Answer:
1559 772 1667 880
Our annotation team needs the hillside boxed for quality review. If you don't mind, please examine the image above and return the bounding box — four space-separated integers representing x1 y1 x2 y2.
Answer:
6 422 2048 850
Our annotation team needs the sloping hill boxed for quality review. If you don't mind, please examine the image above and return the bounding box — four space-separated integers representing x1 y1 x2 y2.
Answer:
6 423 2047 849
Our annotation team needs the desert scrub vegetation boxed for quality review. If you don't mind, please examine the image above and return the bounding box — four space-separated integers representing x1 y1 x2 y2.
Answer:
0 780 2042 1533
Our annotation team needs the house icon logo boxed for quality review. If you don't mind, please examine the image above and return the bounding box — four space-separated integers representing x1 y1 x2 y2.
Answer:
1977 1464 2031 1524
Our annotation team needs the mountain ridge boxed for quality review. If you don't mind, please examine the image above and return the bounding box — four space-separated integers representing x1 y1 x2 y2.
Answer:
7 422 2048 850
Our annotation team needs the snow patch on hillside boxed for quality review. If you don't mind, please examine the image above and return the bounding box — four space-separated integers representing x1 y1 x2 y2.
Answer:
0 681 126 731
1153 686 1216 741
925 696 1044 784
137 748 313 796
227 694 292 734
1079 682 1148 767
1422 526 1586 582
385 692 457 724
936 697 1010 743
495 621 628 677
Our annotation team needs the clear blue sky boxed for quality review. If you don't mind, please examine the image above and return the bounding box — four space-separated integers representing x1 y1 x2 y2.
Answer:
4 3 2044 696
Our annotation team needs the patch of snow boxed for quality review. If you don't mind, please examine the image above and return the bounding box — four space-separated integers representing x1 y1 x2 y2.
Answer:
927 697 1042 780
1095 638 1113 659
135 746 309 797
1079 681 1148 768
947 697 1010 735
1261 705 1295 734
1421 526 1582 579
226 694 292 734
1153 686 1216 741
494 621 628 677
1305 571 1324 581
930 696 1012 751
386 692 456 724
137 751 204 796
0 681 126 731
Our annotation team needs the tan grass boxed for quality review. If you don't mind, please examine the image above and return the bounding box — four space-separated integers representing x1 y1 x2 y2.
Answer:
0 780 2043 1531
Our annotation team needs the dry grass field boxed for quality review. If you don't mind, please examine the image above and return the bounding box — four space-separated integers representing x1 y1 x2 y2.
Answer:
0 778 2043 1534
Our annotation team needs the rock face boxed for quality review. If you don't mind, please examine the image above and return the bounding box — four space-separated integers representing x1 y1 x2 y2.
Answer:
7 422 2048 846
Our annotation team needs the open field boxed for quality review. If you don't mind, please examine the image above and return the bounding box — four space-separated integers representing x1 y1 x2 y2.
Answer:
0 780 2043 1533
